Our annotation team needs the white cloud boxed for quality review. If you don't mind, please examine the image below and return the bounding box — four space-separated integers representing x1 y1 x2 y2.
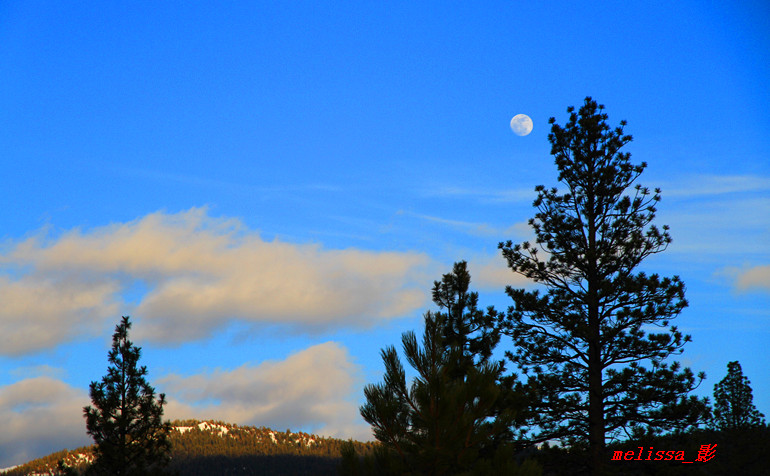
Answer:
466 253 533 290
734 264 770 292
0 208 430 353
158 342 373 441
0 276 121 356
0 377 91 469
0 342 373 468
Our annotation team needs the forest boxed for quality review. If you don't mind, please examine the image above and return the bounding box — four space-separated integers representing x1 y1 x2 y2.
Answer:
2 420 375 476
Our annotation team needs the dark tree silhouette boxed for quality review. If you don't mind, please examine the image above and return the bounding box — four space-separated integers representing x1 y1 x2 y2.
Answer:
84 316 173 476
712 361 766 430
498 98 708 474
359 262 539 476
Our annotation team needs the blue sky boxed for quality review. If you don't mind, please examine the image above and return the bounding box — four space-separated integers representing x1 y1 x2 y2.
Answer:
1 1 768 467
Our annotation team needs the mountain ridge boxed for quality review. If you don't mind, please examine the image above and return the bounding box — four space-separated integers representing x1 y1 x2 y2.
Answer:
1 419 374 476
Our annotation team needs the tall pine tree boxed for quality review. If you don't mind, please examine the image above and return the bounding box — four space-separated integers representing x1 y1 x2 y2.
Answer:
360 262 538 476
712 361 766 430
498 98 708 474
84 316 173 476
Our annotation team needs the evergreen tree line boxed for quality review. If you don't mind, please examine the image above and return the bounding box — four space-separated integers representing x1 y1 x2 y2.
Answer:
342 98 767 476
6 420 375 476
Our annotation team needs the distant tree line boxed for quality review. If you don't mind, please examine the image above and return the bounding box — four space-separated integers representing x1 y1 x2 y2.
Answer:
8 420 375 476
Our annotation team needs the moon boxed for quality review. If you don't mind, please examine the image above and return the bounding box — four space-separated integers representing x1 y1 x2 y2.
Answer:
510 114 533 136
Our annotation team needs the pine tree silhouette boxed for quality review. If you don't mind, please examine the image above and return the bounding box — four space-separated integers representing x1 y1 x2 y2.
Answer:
498 98 709 474
360 262 538 475
84 316 173 476
712 361 766 430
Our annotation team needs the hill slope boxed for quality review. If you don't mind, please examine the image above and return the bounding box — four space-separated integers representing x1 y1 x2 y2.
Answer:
1 420 375 476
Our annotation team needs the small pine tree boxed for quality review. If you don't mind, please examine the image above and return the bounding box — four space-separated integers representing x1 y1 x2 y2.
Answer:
84 316 173 476
712 361 766 430
360 262 538 476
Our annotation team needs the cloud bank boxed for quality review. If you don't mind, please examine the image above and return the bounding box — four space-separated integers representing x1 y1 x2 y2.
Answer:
0 208 429 354
0 377 90 468
159 342 372 441
0 343 372 468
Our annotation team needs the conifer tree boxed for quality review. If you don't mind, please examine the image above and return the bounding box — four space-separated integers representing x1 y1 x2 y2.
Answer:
360 262 539 476
712 361 766 430
498 98 708 474
84 316 173 476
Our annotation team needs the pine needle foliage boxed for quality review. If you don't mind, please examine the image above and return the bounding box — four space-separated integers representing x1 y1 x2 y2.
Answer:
712 361 766 430
83 316 173 476
498 98 709 474
359 262 538 476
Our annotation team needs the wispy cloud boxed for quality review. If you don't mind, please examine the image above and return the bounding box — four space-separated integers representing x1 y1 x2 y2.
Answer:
114 166 344 196
428 174 770 203
0 208 430 353
649 173 770 260
397 210 530 239
659 174 770 199
466 253 533 291
423 186 535 204
733 264 770 293
159 342 372 441
658 195 770 257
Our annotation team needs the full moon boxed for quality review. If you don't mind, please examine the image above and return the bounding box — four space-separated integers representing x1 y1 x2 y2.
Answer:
510 114 533 136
